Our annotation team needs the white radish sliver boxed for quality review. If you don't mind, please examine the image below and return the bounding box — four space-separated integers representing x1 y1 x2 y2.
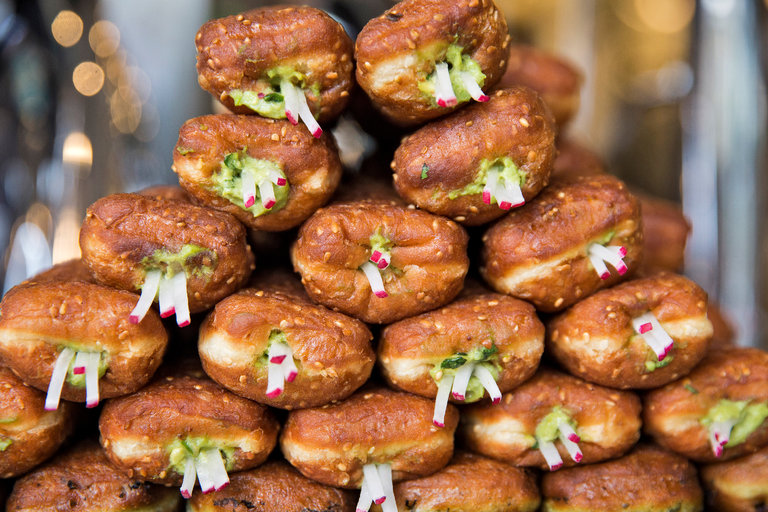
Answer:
360 261 387 298
558 431 583 463
557 422 580 443
268 342 291 364
158 275 175 318
589 243 628 274
356 479 372 512
205 448 230 491
484 169 499 206
377 464 397 512
72 351 87 375
129 270 162 323
45 348 76 411
266 168 287 186
632 313 669 360
195 450 215 494
587 251 610 280
296 89 322 138
434 62 457 107
281 79 300 125
450 362 475 401
258 179 276 209
362 463 386 505
171 272 191 328
84 352 100 408
473 365 502 403
266 360 285 398
459 71 489 102
539 440 563 471
241 168 257 208
180 456 197 498
282 353 298 383
433 374 454 427
502 177 525 207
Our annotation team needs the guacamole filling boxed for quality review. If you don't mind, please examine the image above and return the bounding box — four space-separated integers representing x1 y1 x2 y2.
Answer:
534 406 583 469
587 230 628 280
257 330 299 398
445 156 526 210
211 152 289 217
44 347 107 411
168 437 235 473
227 66 310 119
64 350 108 388
701 399 768 450
430 345 499 403
0 416 17 424
418 43 486 106
0 437 11 451
368 230 393 269
644 352 673 373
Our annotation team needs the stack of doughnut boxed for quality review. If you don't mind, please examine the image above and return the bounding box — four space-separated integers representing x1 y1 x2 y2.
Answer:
0 1 765 511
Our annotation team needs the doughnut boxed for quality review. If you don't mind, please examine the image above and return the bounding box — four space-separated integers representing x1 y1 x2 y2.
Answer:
708 301 737 350
379 451 540 512
0 281 167 410
548 272 713 389
188 460 355 511
498 44 583 129
99 366 279 498
392 87 556 225
291 200 469 324
481 174 643 312
701 445 768 512
196 6 354 137
637 194 691 274
281 387 458 512
198 276 374 409
79 193 254 327
0 365 73 478
551 138 606 179
355 0 510 126
137 185 192 203
541 444 703 512
378 292 544 427
6 441 180 512
12 258 96 288
644 347 768 462
173 114 342 231
461 369 642 471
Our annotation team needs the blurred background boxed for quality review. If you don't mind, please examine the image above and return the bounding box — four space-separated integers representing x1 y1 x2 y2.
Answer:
0 0 765 347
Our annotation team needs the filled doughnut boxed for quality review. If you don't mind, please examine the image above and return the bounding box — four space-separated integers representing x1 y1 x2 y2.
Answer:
11 258 96 288
551 138 606 179
461 369 642 471
392 87 556 225
188 460 354 511
291 200 469 324
378 292 544 427
644 347 768 462
701 445 768 512
281 387 458 512
196 6 354 136
481 174 643 312
6 441 180 512
198 275 374 409
99 366 279 498
355 0 510 126
79 193 254 327
173 114 342 231
137 184 192 203
637 194 691 274
548 272 713 389
0 365 74 478
541 444 703 512
0 281 167 410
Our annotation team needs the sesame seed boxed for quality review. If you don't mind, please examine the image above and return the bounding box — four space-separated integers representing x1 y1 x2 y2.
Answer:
520 118 530 128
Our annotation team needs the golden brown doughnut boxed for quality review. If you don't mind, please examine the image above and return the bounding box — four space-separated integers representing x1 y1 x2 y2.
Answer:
12 258 96 288
137 185 192 203
701 445 768 512
548 273 712 389
644 347 768 462
461 369 642 470
355 0 510 125
551 138 606 179
291 200 469 324
708 301 737 350
173 114 342 231
392 87 556 225
481 174 643 312
637 194 691 274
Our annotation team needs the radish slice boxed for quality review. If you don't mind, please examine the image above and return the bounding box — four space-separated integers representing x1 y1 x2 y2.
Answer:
258 179 276 210
45 347 76 411
360 261 387 298
129 270 162 324
158 274 175 318
84 352 101 408
434 62 457 107
501 176 525 208
265 168 287 187
362 463 386 505
268 342 291 364
557 422 580 444
180 456 196 498
710 419 737 456
195 449 215 494
432 374 454 427
376 463 397 512
483 169 499 206
72 351 87 375
473 365 502 404
282 352 298 383
451 362 475 401
587 250 611 280
204 448 230 491
539 440 563 471
281 79 299 125
588 243 628 275
266 359 285 398
459 71 489 102
296 87 322 138
356 479 372 512
171 272 191 328
632 312 673 361
241 168 257 208
558 426 583 463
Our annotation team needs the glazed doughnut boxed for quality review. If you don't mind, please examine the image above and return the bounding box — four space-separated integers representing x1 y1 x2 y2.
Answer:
137 184 192 203
281 387 458 512
481 174 643 312
392 87 556 225
551 138 606 179
291 200 469 324
99 366 279 497
637 194 691 274
0 281 167 410
541 444 703 512
355 0 510 126
498 44 583 129
0 365 73 478
198 277 374 409
461 369 642 471
6 441 180 512
188 460 355 511
644 347 768 462
173 114 342 231
196 6 354 136
79 193 254 327
548 273 713 389
701 445 768 512
378 292 544 426
376 451 540 512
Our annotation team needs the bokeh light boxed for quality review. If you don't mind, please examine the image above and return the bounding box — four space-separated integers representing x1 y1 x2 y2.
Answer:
62 132 93 167
51 10 83 47
72 62 105 96
89 20 121 58
634 0 696 33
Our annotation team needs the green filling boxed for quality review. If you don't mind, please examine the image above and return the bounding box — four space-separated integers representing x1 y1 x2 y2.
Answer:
446 156 525 200
420 164 429 180
210 152 289 218
227 66 319 119
167 437 235 475
255 330 297 369
535 406 577 444
684 384 699 394
176 146 195 155
369 230 393 256
700 399 768 446
64 351 108 388
417 43 486 106
644 352 673 373
0 417 17 424
429 345 499 403
141 244 217 280
0 437 11 451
